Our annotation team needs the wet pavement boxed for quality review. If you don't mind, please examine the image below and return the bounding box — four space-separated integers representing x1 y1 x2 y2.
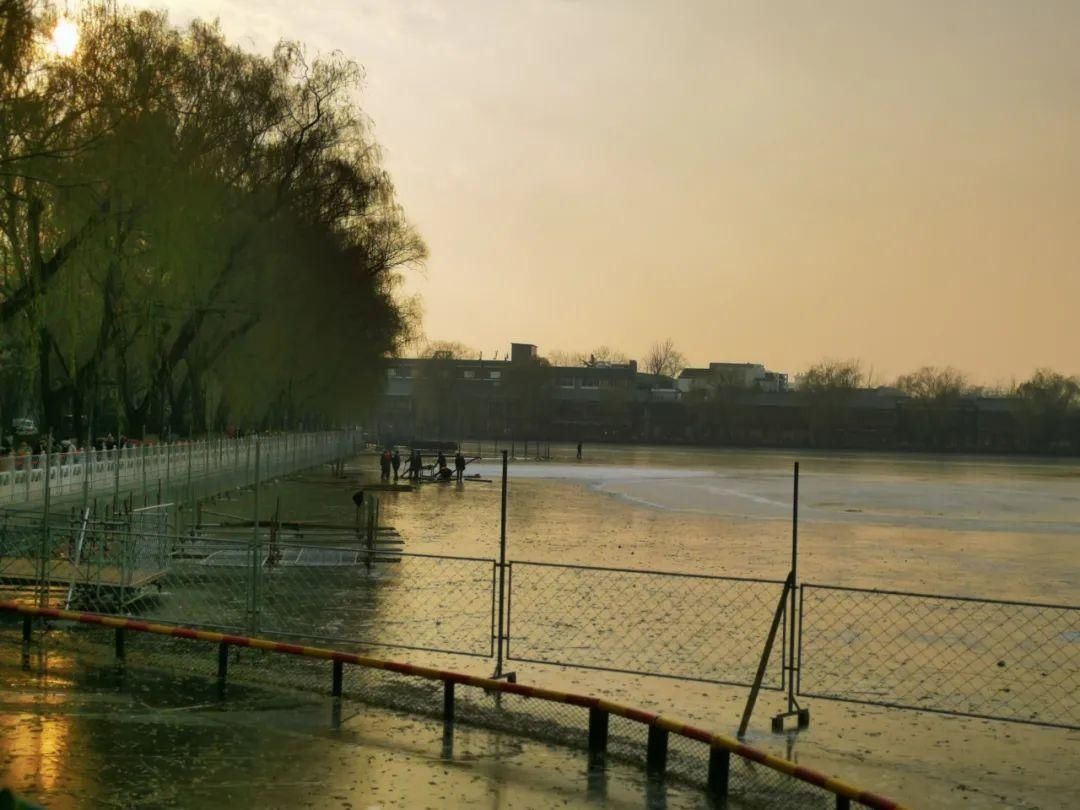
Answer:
1 648 708 809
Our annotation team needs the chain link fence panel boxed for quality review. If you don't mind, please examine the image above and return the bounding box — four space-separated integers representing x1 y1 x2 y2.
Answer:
257 549 496 657
507 561 787 687
799 584 1080 729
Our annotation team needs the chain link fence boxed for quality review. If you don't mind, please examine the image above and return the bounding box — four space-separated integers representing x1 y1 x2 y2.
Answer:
798 584 1080 729
6 504 1080 731
257 549 495 656
1 508 175 610
506 561 787 688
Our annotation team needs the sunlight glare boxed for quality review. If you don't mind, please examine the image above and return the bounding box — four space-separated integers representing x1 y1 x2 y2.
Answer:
52 18 80 57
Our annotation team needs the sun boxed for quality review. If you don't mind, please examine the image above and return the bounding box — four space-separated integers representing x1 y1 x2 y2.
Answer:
51 18 80 57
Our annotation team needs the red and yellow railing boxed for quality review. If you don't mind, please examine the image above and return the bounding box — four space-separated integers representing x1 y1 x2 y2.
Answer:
1 601 907 810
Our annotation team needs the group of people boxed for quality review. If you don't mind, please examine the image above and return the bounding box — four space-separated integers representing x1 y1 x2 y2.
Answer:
378 447 403 481
379 446 468 483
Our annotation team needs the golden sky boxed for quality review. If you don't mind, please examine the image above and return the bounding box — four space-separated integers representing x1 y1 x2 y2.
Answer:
128 0 1079 383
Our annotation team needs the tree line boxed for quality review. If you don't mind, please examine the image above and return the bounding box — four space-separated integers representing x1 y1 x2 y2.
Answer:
0 3 424 444
393 341 1080 454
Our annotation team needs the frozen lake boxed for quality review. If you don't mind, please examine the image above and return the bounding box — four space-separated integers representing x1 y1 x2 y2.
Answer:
385 446 1080 603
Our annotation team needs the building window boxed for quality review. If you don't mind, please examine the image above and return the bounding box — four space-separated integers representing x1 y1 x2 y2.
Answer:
489 370 502 380
463 370 476 379
559 377 576 388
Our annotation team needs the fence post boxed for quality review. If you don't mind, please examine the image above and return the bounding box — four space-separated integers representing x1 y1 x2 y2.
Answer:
112 445 121 512
218 642 229 682
249 437 262 635
739 574 792 737
38 436 52 608
494 450 509 678
771 461 809 732
789 461 800 712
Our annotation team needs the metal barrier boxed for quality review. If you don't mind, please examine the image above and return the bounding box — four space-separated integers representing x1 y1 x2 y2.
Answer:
1 601 908 810
0 512 496 658
256 549 495 657
798 584 1080 730
0 431 358 512
506 560 788 688
5 499 1078 731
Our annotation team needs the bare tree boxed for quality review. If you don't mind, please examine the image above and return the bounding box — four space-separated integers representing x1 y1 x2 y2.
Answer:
644 338 685 378
544 349 581 367
896 366 972 401
582 346 628 366
416 340 478 360
799 359 864 392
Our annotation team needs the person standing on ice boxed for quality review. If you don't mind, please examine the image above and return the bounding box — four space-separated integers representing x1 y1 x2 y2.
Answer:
577 442 583 460
391 449 401 480
454 450 466 482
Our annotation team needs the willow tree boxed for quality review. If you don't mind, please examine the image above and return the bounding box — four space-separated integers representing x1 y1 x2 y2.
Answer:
0 5 424 437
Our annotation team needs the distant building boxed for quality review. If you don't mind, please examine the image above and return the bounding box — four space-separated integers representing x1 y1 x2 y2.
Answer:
677 362 789 394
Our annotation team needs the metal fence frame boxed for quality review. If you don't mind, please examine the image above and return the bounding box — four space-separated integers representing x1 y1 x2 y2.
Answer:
504 559 789 690
796 583 1080 730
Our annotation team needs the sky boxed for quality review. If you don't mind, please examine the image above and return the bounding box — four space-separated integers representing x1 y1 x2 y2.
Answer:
122 0 1079 384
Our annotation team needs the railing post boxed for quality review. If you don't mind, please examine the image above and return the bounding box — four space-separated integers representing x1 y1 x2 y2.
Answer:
21 615 32 669
646 725 668 775
114 626 126 664
588 707 609 768
332 659 343 697
836 796 851 810
218 642 229 682
707 748 730 799
443 681 455 725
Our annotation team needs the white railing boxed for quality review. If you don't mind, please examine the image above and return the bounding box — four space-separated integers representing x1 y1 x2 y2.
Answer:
0 431 360 510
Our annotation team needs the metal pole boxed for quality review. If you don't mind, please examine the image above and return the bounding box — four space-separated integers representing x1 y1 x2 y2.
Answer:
495 450 509 676
42 432 52 523
112 442 120 512
788 461 799 713
39 433 53 608
250 437 261 634
164 441 171 508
